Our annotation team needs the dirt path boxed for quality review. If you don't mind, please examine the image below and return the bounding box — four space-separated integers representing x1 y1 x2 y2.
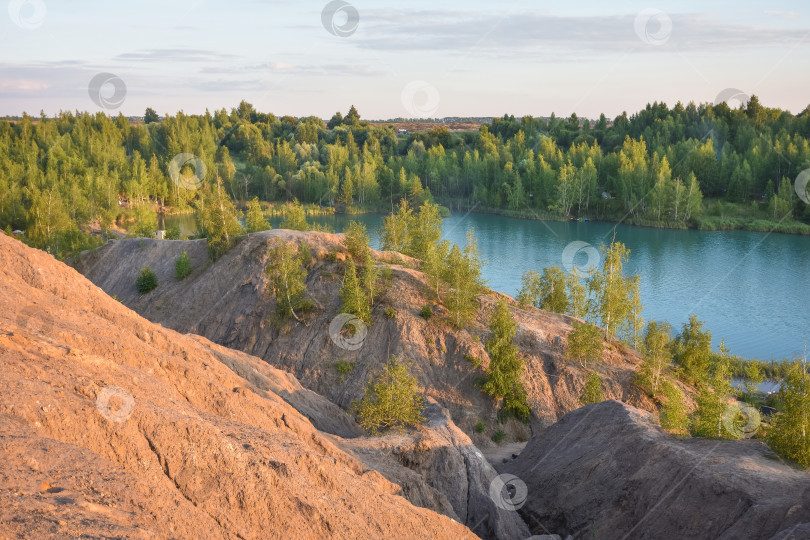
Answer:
483 441 527 469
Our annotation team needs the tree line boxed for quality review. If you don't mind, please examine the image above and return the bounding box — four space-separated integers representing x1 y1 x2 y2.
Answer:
4 97 810 256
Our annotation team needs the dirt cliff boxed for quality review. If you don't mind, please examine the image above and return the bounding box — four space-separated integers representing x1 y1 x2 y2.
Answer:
503 400 810 540
73 231 655 446
0 232 485 539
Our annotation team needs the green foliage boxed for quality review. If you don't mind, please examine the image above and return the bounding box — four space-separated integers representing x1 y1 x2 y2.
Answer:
742 361 765 398
352 355 426 435
164 225 181 240
245 197 270 233
342 220 370 260
673 315 713 384
408 202 443 260
174 250 193 280
419 305 433 319
5 100 810 268
340 259 371 325
491 430 506 443
689 348 737 439
517 267 569 313
385 306 396 319
298 241 313 267
379 199 414 254
130 204 157 238
475 420 486 433
265 240 309 322
197 178 243 260
135 266 157 294
565 322 603 367
659 379 689 434
566 270 589 319
280 199 308 231
580 371 604 405
464 354 482 369
587 241 643 344
359 250 380 307
766 360 810 468
334 359 356 382
637 321 673 395
481 299 530 419
144 107 159 124
442 230 485 329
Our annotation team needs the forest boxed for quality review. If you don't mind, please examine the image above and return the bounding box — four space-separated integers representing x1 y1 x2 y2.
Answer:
2 97 810 257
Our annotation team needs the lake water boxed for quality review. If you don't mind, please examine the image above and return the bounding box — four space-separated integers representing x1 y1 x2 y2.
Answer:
165 212 810 361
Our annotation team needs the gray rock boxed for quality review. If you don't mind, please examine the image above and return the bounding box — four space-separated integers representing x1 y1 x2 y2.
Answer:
505 400 810 540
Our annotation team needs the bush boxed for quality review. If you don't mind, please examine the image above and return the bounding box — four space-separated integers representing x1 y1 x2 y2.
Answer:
475 420 486 433
135 266 157 294
659 379 689 434
580 371 604 405
164 225 181 240
352 355 426 435
419 305 433 319
174 250 193 280
491 430 506 443
566 322 604 367
335 360 355 383
481 299 530 420
385 307 396 319
343 221 370 260
280 199 308 231
464 354 482 369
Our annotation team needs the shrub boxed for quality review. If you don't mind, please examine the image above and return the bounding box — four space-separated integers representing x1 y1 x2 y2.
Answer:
135 266 157 294
335 360 355 382
174 250 193 280
464 354 482 369
491 430 506 443
280 199 308 231
481 299 530 420
475 420 486 433
265 240 309 322
580 371 604 405
352 355 426 435
419 305 433 319
164 225 181 240
566 322 604 367
343 220 370 260
385 307 396 319
659 379 689 434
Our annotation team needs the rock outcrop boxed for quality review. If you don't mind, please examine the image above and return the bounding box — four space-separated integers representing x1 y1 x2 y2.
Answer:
503 400 810 540
0 232 481 539
73 231 656 446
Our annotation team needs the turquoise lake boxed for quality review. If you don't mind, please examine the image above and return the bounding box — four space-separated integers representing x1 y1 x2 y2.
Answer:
165 212 810 361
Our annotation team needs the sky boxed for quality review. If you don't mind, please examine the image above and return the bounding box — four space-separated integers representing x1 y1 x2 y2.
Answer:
2 0 809 120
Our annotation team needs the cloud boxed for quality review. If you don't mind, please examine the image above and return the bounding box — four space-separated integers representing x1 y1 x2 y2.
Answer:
351 10 809 57
0 80 51 92
114 49 238 63
763 10 800 20
199 61 383 77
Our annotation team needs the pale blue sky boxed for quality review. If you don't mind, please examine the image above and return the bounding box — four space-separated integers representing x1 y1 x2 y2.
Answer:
2 0 809 119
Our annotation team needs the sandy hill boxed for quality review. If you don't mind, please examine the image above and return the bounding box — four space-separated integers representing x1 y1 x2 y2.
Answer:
0 231 499 539
72 230 656 448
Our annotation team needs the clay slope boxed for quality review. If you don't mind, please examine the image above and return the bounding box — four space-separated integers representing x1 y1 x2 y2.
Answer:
503 400 810 540
0 232 477 539
73 231 655 444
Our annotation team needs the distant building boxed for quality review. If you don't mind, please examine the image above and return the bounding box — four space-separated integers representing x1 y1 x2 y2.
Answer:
397 128 409 135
